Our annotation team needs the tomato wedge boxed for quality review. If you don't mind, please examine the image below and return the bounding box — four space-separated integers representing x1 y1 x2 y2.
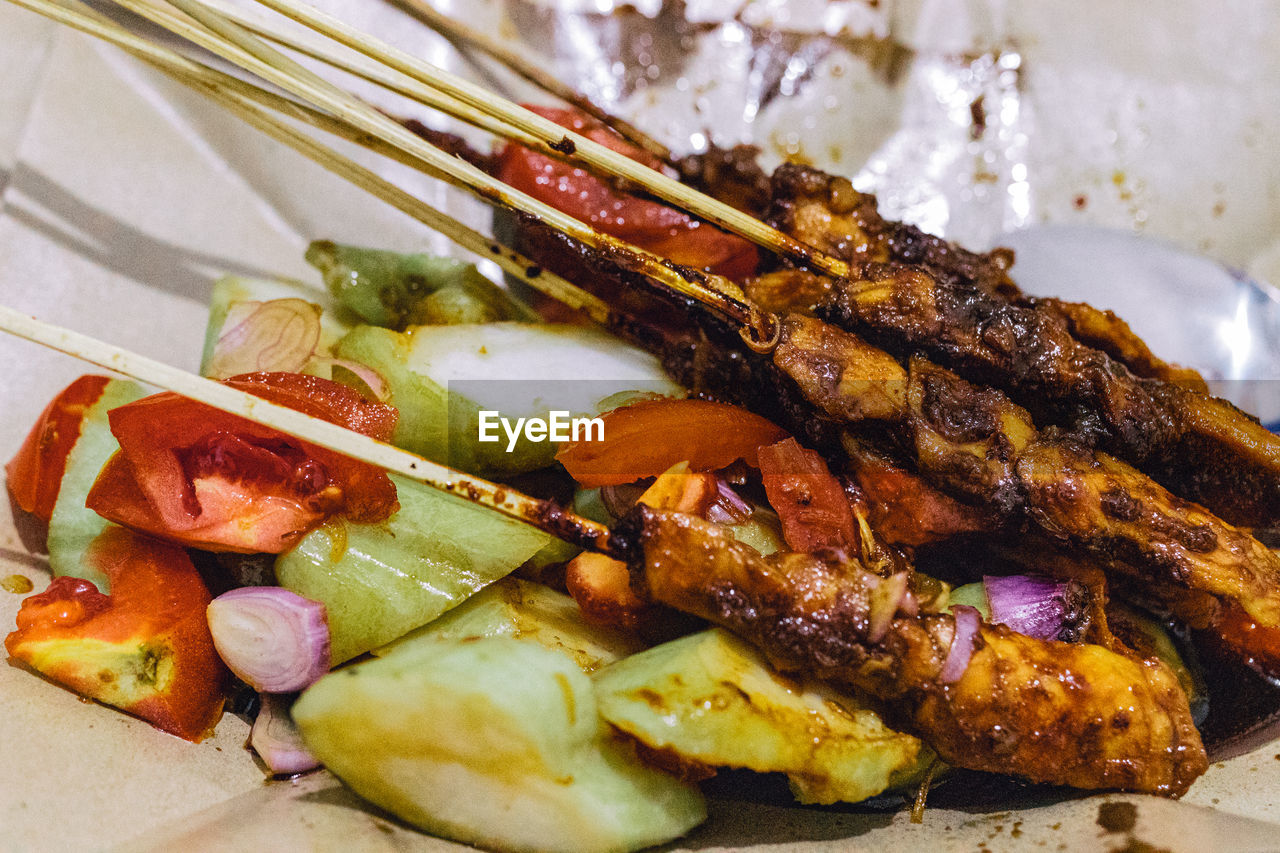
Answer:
566 463 717 628
556 398 787 487
5 526 227 741
86 372 398 553
757 437 858 556
6 375 111 522
497 106 759 281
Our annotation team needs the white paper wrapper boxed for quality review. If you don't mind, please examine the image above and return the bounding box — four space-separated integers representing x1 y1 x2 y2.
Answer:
2 1 1280 850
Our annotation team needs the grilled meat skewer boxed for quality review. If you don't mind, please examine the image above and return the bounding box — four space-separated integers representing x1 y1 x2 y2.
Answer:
506 200 1280 630
618 506 1208 797
763 164 1279 527
776 313 1280 626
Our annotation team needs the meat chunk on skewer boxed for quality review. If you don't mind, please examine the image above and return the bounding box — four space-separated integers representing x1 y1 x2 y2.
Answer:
619 506 1208 796
769 316 1280 626
762 162 1279 527
1034 297 1208 391
816 261 1280 527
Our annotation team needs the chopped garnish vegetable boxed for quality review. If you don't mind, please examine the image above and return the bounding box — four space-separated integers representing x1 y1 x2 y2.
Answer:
207 587 330 693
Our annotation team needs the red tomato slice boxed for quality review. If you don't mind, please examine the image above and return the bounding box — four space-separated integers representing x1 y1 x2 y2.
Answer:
5 526 227 741
556 398 787 487
758 437 858 556
497 106 759 281
6 375 111 522
86 372 398 553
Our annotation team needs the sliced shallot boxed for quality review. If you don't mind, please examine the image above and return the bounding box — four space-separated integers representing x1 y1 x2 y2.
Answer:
206 298 321 379
984 574 1090 643
207 586 330 693
704 479 753 525
251 692 320 775
939 604 981 684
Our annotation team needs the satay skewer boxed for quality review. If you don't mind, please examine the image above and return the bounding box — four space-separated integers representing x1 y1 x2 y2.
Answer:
16 0 1280 614
10 0 614 326
0 304 618 555
244 0 850 278
106 0 770 340
195 0 633 170
384 0 677 168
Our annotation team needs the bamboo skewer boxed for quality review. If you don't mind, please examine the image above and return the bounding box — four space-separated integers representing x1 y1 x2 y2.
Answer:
0 304 618 554
246 0 850 279
197 0 615 169
199 0 692 207
385 0 676 168
107 0 764 337
14 0 444 178
11 0 612 325
18 0 777 344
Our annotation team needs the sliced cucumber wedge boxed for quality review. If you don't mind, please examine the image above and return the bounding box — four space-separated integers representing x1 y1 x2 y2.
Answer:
594 628 932 805
294 637 706 853
306 240 536 328
374 577 643 671
47 379 147 592
275 473 550 663
334 322 681 476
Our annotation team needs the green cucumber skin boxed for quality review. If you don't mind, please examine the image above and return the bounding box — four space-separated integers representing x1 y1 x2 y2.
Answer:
275 473 550 664
331 325 456 468
46 379 147 593
306 241 536 329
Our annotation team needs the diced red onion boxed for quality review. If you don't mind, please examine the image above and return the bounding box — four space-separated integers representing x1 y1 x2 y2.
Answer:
866 571 911 643
939 604 981 683
251 693 320 775
705 480 753 525
207 299 322 379
984 574 1083 642
207 587 330 693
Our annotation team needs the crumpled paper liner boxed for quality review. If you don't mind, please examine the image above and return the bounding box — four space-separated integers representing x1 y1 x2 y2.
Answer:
2 0 1279 850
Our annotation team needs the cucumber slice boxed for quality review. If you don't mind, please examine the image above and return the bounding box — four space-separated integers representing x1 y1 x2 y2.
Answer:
47 379 147 592
374 577 643 671
305 241 536 328
948 582 991 619
334 322 681 476
294 637 706 853
593 628 932 805
275 473 550 663
728 506 786 556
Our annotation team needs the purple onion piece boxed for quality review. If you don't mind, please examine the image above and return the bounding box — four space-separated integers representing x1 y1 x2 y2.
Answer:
939 605 981 683
705 480 753 525
251 693 320 776
983 574 1089 643
207 587 330 693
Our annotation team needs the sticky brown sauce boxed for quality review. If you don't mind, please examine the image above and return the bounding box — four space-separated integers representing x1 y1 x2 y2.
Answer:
1 574 33 594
